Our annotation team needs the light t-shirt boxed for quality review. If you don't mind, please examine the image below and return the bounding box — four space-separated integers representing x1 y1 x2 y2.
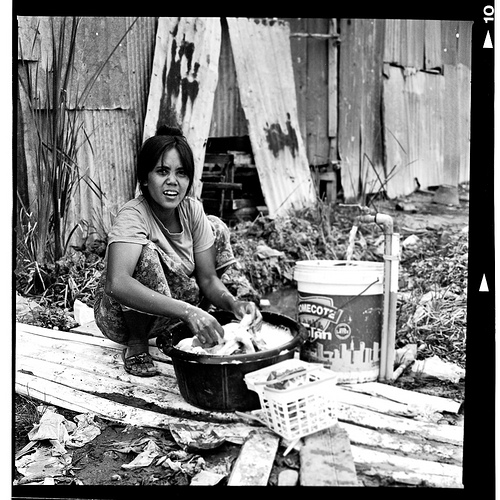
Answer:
107 195 215 277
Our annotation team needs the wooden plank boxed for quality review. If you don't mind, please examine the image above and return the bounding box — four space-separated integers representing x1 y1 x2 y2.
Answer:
339 381 461 414
336 402 463 446
303 17 330 165
338 18 385 201
351 445 463 488
15 371 255 445
328 18 338 142
143 17 222 198
201 182 242 190
338 18 362 200
16 327 248 425
16 353 241 425
335 385 432 419
19 322 168 363
300 424 359 486
342 422 463 465
227 429 279 486
227 17 316 216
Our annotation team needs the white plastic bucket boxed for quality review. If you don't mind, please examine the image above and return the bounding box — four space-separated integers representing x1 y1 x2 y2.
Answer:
294 260 384 384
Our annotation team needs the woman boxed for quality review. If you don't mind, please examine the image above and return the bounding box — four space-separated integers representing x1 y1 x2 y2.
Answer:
94 125 262 377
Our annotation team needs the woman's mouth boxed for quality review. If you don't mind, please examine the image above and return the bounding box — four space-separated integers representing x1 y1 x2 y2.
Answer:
163 190 178 197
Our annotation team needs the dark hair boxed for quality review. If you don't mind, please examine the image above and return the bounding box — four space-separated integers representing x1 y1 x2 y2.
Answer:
137 125 195 198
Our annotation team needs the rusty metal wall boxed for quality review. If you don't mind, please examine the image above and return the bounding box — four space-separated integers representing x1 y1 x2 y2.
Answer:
381 19 471 199
17 16 157 242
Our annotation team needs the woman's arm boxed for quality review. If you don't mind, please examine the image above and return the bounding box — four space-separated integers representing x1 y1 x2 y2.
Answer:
194 246 262 323
105 242 224 344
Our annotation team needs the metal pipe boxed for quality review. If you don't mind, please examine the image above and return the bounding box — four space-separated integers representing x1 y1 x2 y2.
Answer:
356 213 398 381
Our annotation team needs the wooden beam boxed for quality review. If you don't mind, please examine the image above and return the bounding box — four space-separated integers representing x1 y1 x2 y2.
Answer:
336 402 463 446
351 445 463 488
339 381 461 414
300 424 359 486
342 422 463 465
201 182 242 190
227 429 279 486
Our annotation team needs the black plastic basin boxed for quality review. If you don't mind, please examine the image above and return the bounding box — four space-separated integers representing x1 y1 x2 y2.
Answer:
156 310 307 412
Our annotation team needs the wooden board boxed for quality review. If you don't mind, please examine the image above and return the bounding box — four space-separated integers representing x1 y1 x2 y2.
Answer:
227 429 279 486
300 424 359 486
338 18 385 201
16 323 248 425
226 17 316 216
15 322 464 487
351 445 462 488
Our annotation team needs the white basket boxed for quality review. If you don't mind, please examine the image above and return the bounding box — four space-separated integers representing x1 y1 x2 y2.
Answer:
244 359 338 441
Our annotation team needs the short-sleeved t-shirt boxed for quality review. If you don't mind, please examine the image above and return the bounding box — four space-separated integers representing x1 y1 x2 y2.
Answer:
107 195 215 276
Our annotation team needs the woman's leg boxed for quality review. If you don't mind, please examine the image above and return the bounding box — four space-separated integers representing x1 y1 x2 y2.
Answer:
95 242 200 376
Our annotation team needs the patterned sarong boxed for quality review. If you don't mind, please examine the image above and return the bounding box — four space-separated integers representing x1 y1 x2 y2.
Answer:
94 215 244 344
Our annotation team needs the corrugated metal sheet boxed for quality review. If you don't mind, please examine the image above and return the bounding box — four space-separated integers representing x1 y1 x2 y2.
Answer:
66 109 139 237
383 64 445 197
443 63 471 185
17 16 157 248
441 20 472 68
143 17 222 198
123 17 158 146
424 20 442 70
209 17 333 167
209 19 247 138
227 17 316 216
384 19 425 69
338 18 385 201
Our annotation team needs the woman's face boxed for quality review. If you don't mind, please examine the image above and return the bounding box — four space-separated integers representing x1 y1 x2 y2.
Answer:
145 147 190 213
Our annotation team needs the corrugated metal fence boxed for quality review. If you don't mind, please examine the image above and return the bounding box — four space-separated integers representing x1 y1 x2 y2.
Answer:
16 16 471 250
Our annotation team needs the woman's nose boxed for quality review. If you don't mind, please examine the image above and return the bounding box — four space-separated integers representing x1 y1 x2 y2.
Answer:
165 172 177 184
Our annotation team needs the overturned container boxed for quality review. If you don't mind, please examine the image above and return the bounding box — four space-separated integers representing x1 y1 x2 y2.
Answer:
294 260 384 384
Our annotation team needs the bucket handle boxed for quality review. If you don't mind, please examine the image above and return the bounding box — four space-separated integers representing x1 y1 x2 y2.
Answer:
337 277 381 310
308 277 381 329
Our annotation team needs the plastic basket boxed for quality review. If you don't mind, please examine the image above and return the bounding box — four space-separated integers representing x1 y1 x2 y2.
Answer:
244 359 338 441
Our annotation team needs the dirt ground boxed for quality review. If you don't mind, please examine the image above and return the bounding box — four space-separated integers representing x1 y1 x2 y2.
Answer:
13 186 469 488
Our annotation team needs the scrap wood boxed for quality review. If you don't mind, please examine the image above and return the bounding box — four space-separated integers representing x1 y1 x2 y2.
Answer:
16 353 240 425
15 371 257 445
334 385 420 419
17 328 179 392
338 380 461 414
227 429 279 486
351 445 463 488
300 424 359 486
336 402 463 446
19 322 167 363
341 422 463 465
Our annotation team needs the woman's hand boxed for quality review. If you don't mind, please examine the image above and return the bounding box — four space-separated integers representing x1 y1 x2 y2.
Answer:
231 300 263 330
183 305 225 346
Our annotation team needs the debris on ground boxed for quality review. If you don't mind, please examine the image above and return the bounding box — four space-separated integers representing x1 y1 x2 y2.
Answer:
410 355 465 384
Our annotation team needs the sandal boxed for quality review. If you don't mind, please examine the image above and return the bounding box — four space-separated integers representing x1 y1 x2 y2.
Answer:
121 348 158 377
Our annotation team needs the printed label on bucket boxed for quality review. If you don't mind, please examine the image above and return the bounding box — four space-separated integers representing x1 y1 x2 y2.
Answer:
298 291 382 376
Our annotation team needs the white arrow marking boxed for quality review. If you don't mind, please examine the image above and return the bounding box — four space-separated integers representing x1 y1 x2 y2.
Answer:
484 31 493 49
480 274 489 292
